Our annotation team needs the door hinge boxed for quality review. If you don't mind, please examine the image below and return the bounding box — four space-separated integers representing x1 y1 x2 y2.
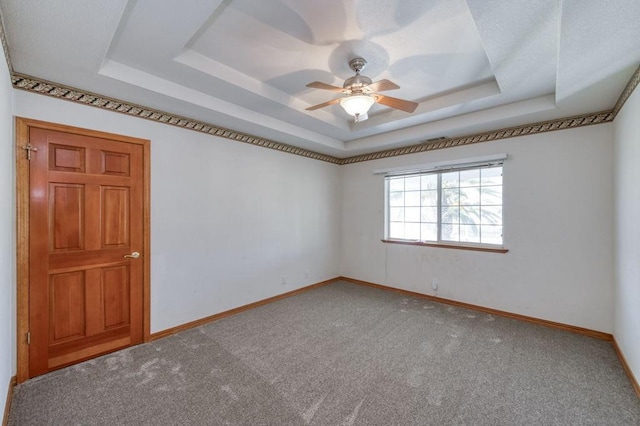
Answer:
22 143 38 161
27 331 31 345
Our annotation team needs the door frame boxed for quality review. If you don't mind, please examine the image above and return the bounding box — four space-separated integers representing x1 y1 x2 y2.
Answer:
15 117 151 383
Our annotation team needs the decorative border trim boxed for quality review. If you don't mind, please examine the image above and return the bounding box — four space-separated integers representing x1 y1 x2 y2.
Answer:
10 73 342 165
4 69 639 167
10 71 617 166
0 0 638 166
339 110 615 164
612 64 640 118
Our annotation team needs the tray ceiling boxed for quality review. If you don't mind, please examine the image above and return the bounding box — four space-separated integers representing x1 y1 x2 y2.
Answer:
1 0 639 157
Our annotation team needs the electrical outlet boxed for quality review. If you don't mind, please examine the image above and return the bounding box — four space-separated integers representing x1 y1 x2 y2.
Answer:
281 276 287 285
304 271 309 279
431 278 438 290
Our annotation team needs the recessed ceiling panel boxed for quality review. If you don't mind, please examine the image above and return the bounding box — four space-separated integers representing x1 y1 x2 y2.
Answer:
2 0 639 157
189 0 494 102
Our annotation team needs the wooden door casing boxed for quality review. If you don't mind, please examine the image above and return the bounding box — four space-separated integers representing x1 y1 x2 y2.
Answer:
16 118 151 381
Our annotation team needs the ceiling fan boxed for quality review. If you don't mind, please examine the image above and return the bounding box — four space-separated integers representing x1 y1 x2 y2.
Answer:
305 58 418 123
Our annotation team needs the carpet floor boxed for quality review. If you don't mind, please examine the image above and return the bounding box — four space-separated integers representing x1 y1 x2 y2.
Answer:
9 281 640 425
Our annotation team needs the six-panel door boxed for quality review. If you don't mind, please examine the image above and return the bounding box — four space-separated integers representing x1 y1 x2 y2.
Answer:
28 128 144 376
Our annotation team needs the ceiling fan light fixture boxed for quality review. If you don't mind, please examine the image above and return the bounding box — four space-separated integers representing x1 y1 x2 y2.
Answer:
340 94 375 122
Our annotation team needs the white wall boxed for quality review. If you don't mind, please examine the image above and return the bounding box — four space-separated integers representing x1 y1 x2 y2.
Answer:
13 90 341 333
614 85 640 383
0 45 15 415
341 124 615 332
4 71 631 404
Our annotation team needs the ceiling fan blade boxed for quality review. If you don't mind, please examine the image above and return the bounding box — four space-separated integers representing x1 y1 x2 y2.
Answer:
306 81 345 92
375 95 418 113
366 79 400 92
305 98 342 111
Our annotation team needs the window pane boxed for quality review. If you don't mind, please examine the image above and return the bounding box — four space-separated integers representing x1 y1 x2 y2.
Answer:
481 167 502 186
441 223 459 242
421 190 437 206
389 222 404 239
421 223 437 241
421 206 437 222
386 165 503 246
442 171 459 188
389 207 404 221
389 177 404 191
481 206 502 225
421 174 437 190
460 206 480 225
405 176 421 191
405 191 420 206
460 187 480 205
481 186 502 205
460 169 480 187
442 188 459 206
405 207 420 222
405 222 420 239
389 191 404 206
441 207 460 224
459 224 480 243
481 225 502 245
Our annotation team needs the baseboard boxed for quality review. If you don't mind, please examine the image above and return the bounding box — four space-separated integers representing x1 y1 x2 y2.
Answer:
613 338 640 400
2 376 16 426
150 274 612 343
149 278 340 341
339 276 613 341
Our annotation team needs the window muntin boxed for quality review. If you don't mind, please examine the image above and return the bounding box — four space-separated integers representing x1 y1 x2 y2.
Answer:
385 165 503 246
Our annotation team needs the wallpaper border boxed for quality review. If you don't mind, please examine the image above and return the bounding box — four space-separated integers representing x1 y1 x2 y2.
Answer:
0 3 638 165
3 48 638 165
339 110 614 164
11 73 342 164
11 73 622 165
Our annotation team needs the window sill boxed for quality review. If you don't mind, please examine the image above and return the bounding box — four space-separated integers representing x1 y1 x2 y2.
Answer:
381 239 509 253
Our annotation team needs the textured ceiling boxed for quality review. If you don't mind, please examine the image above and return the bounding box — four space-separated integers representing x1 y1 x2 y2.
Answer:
1 0 639 157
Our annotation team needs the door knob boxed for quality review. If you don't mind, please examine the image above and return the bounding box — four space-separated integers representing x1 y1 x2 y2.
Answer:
124 251 140 259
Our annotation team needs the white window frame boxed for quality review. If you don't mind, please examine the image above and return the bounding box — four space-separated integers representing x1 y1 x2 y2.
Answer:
379 154 506 250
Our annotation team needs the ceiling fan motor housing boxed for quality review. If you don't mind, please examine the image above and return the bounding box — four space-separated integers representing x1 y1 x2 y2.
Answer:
342 58 372 92
343 74 372 91
344 57 372 91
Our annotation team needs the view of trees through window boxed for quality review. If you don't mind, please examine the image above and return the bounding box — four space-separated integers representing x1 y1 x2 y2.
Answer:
386 165 503 245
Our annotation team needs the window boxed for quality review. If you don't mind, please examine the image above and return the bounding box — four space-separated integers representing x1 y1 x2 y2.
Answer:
384 162 503 247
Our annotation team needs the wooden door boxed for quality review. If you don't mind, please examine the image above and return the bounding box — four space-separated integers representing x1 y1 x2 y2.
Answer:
24 124 147 377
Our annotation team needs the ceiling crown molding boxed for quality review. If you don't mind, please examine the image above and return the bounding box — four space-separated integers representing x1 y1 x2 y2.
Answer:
11 73 342 164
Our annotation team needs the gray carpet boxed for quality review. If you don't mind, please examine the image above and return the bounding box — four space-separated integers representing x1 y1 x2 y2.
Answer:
9 281 640 425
